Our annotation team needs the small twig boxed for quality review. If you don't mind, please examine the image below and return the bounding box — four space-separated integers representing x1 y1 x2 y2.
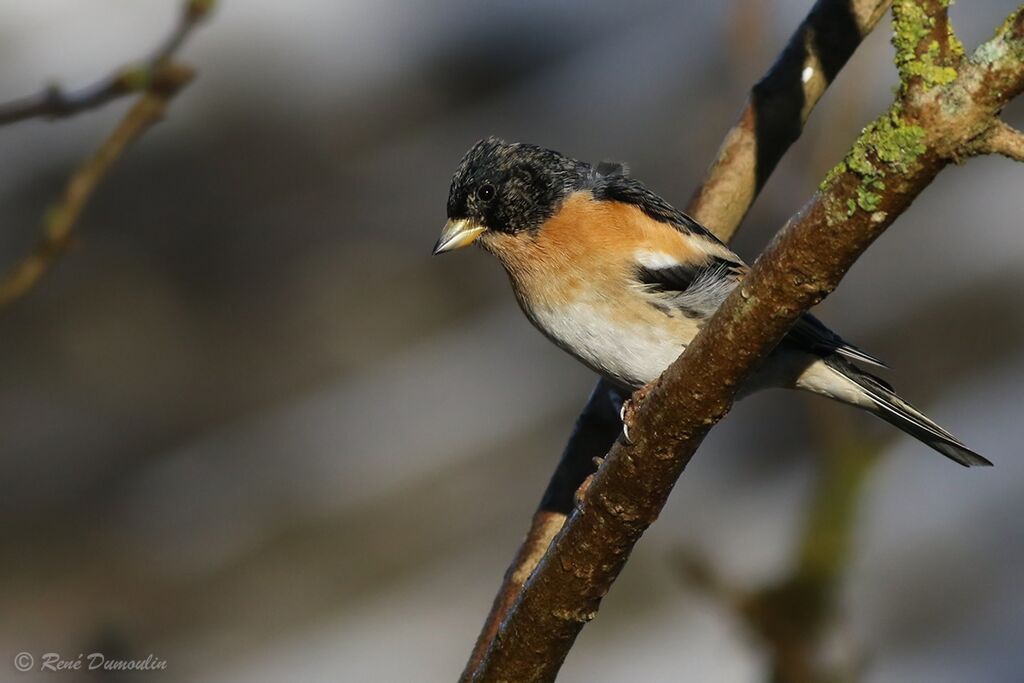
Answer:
0 0 214 307
0 64 195 308
0 0 213 126
973 120 1024 161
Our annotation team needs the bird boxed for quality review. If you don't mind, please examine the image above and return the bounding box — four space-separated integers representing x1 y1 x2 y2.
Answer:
432 137 991 467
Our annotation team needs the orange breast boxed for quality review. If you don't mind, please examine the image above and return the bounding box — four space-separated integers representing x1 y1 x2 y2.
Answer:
484 191 709 310
479 191 714 386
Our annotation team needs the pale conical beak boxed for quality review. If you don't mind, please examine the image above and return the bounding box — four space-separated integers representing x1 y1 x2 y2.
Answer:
432 219 486 255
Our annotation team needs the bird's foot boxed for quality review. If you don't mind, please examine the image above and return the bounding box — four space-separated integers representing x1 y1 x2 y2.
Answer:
619 384 652 445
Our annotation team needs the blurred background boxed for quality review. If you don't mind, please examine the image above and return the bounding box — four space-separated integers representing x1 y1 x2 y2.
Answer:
1 1 1022 681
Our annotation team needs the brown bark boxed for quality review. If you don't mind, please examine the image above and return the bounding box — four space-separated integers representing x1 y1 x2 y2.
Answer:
972 120 1024 162
469 3 1024 681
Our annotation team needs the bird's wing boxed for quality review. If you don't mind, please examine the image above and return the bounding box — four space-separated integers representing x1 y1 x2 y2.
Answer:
633 253 887 368
632 251 746 319
589 172 886 367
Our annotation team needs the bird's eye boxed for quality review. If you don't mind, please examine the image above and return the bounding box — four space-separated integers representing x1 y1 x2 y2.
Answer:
477 183 495 201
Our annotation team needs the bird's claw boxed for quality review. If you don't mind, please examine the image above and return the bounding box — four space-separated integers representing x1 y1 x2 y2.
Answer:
618 385 652 445
619 402 634 445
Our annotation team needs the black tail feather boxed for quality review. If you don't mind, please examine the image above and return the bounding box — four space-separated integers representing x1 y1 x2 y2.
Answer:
832 360 992 467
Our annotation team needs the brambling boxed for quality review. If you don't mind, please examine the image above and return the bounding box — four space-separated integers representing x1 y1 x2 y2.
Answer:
433 137 990 467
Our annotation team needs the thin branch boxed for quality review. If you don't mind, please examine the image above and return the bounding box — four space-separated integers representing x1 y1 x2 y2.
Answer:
0 0 213 126
461 381 625 678
687 0 892 241
460 2 892 679
892 0 963 97
470 6 1024 681
973 120 1024 161
0 64 195 308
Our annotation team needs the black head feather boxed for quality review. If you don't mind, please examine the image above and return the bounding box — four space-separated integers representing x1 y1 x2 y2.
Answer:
447 137 588 234
446 138 725 244
595 160 629 177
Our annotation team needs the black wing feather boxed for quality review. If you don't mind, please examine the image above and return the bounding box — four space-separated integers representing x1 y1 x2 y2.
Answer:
634 256 744 319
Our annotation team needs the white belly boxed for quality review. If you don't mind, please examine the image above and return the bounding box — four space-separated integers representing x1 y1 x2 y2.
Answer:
523 300 686 389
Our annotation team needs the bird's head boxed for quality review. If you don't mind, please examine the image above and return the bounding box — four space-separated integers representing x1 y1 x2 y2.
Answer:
433 137 585 255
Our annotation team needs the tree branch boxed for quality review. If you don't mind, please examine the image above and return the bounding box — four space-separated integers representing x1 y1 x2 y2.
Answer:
0 0 213 126
971 119 1024 161
688 0 892 241
460 2 893 679
469 5 1024 681
461 382 625 674
0 0 215 308
0 63 195 309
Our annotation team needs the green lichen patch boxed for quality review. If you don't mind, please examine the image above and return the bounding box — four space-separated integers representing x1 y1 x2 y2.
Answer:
892 1 962 87
972 9 1024 67
818 161 847 193
903 40 958 85
973 38 1007 66
856 184 884 212
819 107 926 220
851 109 926 177
892 0 932 66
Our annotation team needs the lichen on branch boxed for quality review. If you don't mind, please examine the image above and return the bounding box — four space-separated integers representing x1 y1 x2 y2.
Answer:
892 0 963 88
820 105 927 221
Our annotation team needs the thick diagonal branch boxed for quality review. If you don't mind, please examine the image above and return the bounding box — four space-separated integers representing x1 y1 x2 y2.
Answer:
459 3 893 679
471 6 1024 681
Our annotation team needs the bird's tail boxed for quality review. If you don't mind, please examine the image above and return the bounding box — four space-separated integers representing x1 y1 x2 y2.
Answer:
804 358 992 467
